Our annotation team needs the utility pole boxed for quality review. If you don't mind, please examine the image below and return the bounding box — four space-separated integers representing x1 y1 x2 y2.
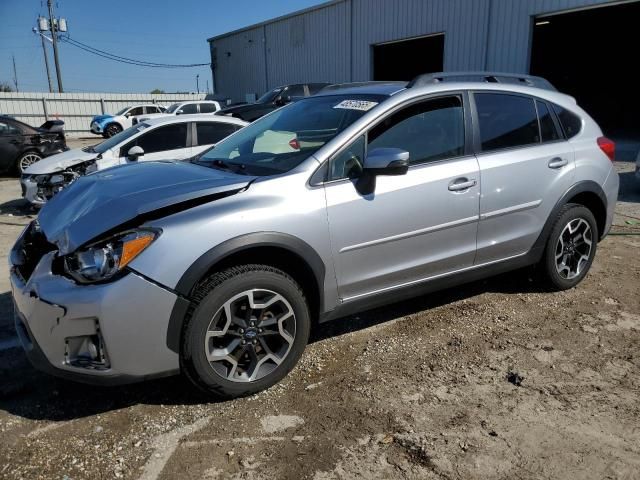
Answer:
47 0 63 92
206 79 210 94
38 28 54 93
196 74 200 94
12 55 19 92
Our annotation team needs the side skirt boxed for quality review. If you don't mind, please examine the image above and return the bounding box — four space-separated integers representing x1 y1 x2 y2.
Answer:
319 246 543 323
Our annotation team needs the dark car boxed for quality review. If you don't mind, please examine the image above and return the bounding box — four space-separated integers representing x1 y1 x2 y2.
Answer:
0 116 68 174
216 83 330 121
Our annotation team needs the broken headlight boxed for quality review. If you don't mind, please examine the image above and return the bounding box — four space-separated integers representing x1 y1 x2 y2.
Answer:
63 229 160 283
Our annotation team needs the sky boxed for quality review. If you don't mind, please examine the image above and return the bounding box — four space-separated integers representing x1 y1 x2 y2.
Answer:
0 0 323 94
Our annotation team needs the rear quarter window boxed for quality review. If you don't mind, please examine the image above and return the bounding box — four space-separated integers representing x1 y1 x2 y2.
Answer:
552 104 582 139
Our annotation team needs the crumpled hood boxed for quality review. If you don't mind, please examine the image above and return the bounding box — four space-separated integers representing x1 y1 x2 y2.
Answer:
25 148 96 174
92 114 113 124
38 161 254 255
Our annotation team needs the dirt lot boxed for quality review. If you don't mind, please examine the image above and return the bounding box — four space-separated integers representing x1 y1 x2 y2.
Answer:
0 144 638 479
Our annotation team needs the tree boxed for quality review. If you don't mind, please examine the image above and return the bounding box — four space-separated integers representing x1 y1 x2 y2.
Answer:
150 88 165 94
0 82 14 92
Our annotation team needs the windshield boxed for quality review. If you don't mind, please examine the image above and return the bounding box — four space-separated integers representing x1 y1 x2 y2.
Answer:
165 103 181 113
256 87 284 104
194 94 385 176
91 123 150 154
114 107 129 116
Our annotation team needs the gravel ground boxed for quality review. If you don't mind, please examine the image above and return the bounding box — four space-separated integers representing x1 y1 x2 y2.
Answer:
0 147 638 479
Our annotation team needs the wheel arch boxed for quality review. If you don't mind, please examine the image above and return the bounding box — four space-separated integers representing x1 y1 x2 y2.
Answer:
533 180 608 257
166 232 326 353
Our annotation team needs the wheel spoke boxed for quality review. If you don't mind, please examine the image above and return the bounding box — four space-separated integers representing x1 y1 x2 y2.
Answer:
555 217 593 280
203 288 296 383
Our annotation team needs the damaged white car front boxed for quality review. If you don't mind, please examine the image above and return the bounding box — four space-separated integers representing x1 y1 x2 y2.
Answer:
22 156 98 207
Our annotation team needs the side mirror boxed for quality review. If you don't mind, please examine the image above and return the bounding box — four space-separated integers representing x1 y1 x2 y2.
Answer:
274 96 289 106
355 148 409 195
363 148 409 176
127 146 144 161
124 112 131 118
175 109 184 115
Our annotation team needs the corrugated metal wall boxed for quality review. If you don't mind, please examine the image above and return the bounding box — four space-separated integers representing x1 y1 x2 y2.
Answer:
0 92 206 136
210 0 625 101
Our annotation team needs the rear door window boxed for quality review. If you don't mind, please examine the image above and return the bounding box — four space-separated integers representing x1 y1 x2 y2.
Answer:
475 93 539 151
196 122 240 146
199 103 218 113
552 104 582 139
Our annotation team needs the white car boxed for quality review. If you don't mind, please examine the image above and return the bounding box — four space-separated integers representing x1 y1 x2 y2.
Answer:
22 114 247 206
90 104 166 138
133 100 222 124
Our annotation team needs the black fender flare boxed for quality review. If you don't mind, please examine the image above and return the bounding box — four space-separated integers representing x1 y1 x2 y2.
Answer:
166 232 326 353
531 180 608 258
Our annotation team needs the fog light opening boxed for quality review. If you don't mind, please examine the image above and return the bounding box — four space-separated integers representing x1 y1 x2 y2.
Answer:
64 326 110 370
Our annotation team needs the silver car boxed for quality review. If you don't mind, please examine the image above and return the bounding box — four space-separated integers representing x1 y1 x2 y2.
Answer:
10 73 619 398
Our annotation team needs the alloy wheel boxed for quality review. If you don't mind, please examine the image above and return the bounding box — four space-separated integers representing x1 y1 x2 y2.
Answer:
19 153 42 172
554 218 593 280
204 289 296 382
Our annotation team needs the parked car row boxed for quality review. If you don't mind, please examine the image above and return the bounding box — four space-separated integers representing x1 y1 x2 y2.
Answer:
132 100 222 125
216 83 330 121
22 114 247 206
10 72 619 400
90 104 166 138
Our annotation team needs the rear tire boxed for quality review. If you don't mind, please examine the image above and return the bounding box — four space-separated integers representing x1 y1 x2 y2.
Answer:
540 203 598 291
104 123 122 138
181 264 310 399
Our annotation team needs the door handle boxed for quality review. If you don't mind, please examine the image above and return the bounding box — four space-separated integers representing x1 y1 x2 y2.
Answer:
548 157 568 169
448 178 477 192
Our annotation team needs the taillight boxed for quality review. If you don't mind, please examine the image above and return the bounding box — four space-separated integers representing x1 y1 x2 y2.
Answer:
597 137 615 162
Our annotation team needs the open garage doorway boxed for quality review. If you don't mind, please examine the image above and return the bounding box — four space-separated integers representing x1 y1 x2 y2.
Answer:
531 1 640 144
373 33 444 81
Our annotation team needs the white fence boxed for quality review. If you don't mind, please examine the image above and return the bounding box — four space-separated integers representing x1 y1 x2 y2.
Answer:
0 92 207 136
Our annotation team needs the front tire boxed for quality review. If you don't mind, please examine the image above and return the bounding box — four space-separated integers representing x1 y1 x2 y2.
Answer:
181 265 310 399
540 203 598 290
16 151 42 174
104 123 122 138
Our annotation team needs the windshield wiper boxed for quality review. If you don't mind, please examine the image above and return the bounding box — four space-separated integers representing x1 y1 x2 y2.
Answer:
195 158 248 175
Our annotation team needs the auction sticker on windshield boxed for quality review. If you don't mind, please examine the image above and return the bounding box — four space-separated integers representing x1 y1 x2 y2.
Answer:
333 100 378 111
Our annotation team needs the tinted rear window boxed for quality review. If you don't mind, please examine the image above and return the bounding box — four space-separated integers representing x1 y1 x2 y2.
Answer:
552 104 582 139
475 93 539 151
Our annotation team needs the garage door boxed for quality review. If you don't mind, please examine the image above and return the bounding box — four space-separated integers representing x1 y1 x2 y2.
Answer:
373 33 444 81
530 1 639 140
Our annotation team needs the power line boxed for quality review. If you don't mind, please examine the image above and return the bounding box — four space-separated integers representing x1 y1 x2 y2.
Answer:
59 35 210 68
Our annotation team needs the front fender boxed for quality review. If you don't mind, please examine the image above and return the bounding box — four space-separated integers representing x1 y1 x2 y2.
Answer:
164 232 326 353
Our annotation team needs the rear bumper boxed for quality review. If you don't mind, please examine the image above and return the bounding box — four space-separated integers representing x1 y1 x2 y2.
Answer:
10 247 180 385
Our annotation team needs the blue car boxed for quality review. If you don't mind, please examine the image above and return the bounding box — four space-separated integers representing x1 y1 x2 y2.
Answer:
90 104 165 138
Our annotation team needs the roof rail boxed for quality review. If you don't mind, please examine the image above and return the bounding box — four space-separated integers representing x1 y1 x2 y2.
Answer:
407 71 557 91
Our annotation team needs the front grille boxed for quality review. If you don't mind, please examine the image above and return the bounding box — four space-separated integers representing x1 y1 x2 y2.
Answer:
14 222 57 282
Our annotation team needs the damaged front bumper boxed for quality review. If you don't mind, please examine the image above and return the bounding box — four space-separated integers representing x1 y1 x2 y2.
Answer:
10 223 180 385
21 160 97 207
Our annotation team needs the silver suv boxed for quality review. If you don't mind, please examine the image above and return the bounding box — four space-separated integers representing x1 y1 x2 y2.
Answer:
10 72 619 398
